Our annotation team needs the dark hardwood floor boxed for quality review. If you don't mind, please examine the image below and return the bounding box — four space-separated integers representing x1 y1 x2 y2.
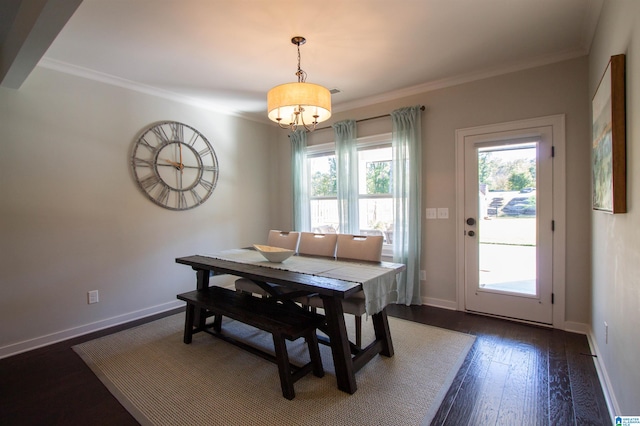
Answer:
386 305 611 426
0 305 610 425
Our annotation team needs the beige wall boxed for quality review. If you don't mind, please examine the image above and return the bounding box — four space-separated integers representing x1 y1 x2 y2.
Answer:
589 0 640 415
274 57 591 324
0 66 277 355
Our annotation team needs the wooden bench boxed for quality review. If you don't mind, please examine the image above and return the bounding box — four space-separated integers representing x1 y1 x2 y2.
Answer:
177 286 325 400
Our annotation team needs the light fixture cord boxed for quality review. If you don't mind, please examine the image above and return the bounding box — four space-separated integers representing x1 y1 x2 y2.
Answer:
295 42 307 83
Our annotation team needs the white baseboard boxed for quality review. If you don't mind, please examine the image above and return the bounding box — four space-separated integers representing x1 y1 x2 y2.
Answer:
0 300 184 359
421 297 458 310
563 320 590 334
563 322 617 418
586 328 618 419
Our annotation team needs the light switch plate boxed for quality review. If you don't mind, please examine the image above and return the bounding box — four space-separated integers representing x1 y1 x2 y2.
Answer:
426 208 437 219
437 208 449 219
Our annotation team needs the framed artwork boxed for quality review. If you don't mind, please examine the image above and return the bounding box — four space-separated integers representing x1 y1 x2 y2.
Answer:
592 54 626 213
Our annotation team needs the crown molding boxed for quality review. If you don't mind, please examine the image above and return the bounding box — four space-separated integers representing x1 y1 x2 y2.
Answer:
37 57 261 120
39 45 589 124
332 49 588 114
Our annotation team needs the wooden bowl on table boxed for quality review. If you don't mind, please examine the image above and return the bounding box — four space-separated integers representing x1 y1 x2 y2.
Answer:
253 244 295 263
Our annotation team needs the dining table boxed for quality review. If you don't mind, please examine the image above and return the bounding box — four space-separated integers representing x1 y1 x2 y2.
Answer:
176 249 406 394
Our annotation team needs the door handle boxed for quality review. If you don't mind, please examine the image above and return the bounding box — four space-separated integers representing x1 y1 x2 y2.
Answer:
468 230 475 237
466 217 476 226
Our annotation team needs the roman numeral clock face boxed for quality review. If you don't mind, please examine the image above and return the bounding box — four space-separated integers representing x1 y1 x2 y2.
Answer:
131 121 219 210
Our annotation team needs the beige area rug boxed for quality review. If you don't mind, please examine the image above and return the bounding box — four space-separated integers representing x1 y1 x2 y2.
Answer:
74 312 474 426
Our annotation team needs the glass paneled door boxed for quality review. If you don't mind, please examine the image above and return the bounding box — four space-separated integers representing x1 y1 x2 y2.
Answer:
463 127 553 324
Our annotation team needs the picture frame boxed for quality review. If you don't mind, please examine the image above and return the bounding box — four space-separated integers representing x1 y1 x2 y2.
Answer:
592 54 626 213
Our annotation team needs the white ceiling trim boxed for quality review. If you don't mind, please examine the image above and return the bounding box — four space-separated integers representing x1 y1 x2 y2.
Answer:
37 57 250 118
333 49 588 114
40 47 587 123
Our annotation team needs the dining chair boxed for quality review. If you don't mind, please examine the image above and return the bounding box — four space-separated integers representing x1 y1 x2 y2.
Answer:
306 233 384 348
234 230 300 296
297 232 338 257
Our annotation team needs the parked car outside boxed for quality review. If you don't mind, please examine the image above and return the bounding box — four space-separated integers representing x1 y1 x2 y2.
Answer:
501 195 535 216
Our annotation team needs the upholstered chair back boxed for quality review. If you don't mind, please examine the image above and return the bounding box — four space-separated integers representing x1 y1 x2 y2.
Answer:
266 230 300 252
298 232 338 257
335 234 383 262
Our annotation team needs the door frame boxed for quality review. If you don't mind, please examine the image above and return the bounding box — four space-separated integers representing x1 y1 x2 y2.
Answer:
455 115 566 329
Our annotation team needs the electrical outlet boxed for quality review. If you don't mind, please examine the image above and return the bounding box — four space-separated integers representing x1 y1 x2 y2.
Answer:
88 290 99 304
437 208 449 219
420 270 426 281
425 208 437 219
604 321 608 344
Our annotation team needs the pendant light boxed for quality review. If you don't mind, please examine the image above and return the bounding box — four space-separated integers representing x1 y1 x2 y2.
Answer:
267 36 331 132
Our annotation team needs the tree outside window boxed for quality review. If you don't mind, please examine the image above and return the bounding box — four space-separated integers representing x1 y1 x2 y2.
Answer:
310 156 337 197
366 161 392 194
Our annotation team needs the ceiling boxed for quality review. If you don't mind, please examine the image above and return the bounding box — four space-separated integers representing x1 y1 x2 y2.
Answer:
4 0 603 123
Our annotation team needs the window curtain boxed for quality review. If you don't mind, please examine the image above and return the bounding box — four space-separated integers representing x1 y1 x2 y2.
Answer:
333 120 360 234
391 106 422 305
291 129 310 231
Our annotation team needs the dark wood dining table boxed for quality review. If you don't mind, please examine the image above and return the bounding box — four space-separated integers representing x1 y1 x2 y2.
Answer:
176 251 406 394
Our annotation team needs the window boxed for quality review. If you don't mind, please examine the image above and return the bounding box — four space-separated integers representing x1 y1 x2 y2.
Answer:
307 135 393 252
309 152 338 233
358 146 393 245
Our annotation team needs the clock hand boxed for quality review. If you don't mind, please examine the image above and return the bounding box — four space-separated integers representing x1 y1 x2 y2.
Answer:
162 158 184 170
176 142 184 176
160 160 215 171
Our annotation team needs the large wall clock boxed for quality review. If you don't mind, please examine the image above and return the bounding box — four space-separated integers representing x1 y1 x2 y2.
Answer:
131 121 219 210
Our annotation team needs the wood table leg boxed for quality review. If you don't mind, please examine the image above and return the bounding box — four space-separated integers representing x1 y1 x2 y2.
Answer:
321 295 357 394
372 307 394 357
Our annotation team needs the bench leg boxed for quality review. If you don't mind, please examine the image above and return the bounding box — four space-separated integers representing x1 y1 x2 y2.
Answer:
213 313 223 333
272 333 295 400
305 331 324 378
183 303 195 344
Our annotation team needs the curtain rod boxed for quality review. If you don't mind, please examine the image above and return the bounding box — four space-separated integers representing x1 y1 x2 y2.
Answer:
312 105 425 132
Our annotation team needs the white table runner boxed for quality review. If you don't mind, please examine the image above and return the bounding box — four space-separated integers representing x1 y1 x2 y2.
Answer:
202 249 402 315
